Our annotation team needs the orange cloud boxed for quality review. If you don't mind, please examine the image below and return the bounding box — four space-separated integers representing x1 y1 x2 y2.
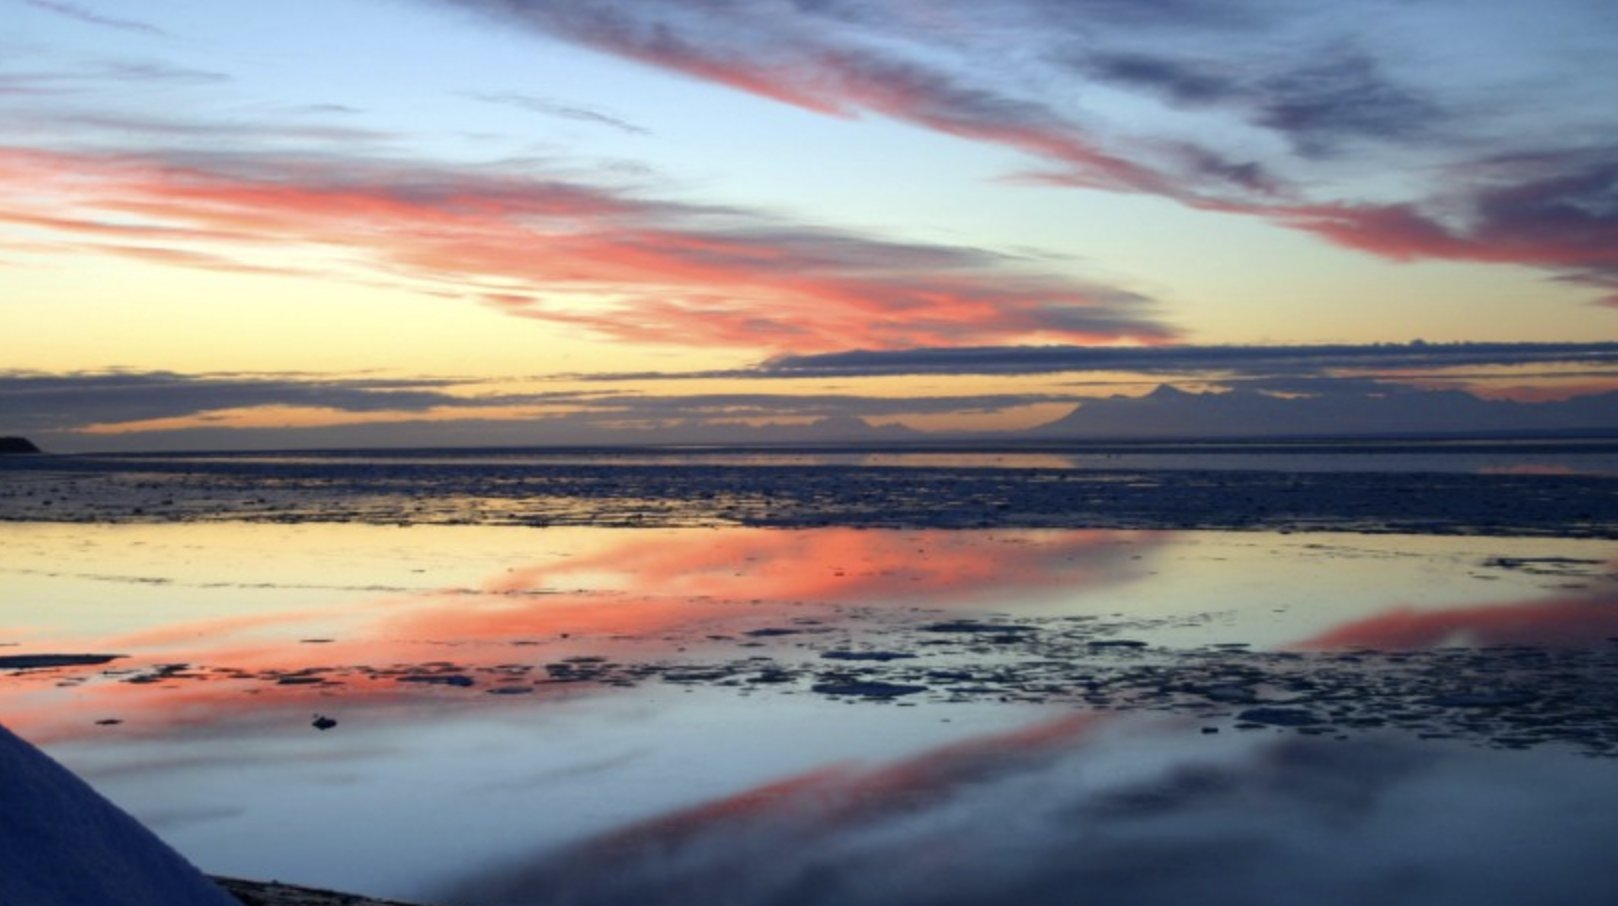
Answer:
0 146 1172 352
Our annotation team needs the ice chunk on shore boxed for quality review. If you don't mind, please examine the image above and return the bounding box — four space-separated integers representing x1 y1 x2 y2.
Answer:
0 722 238 906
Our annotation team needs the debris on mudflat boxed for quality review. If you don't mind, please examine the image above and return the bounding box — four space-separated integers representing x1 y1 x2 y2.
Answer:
395 673 475 687
820 650 917 662
922 621 1037 635
812 680 930 698
1237 707 1326 727
0 653 124 670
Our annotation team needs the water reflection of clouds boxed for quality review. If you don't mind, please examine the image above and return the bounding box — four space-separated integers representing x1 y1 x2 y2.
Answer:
392 528 1155 639
1294 553 1618 650
1296 590 1618 649
442 714 1618 906
11 524 1618 902
4 528 1159 740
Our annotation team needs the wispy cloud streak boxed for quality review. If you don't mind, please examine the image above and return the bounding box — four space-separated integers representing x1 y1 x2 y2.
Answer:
432 0 1618 302
466 91 649 135
23 0 165 35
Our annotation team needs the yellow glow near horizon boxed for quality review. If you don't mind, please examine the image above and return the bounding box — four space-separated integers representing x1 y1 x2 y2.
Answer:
3 251 753 377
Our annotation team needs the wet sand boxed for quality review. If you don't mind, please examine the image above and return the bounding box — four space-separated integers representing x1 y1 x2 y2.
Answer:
11 590 1618 756
4 449 1617 536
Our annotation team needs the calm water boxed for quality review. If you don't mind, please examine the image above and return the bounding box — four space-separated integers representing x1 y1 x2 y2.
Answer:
4 521 1617 904
51 438 1618 473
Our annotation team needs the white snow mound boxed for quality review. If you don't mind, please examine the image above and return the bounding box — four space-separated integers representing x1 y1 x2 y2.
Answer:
0 722 239 906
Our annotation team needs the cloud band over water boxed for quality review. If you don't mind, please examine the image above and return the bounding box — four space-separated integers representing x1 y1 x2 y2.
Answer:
437 0 1618 303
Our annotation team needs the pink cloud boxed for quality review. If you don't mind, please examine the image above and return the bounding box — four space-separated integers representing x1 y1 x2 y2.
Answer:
0 146 1172 351
1261 201 1618 306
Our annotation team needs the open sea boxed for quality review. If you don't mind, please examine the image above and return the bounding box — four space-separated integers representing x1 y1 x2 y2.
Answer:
4 441 1618 904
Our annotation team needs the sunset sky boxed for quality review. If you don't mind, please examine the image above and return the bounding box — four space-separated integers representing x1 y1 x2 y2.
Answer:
4 0 1617 450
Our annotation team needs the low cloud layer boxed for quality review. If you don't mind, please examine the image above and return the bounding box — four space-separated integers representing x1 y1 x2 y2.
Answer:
0 369 1061 436
762 342 1618 379
0 371 477 432
7 354 1616 452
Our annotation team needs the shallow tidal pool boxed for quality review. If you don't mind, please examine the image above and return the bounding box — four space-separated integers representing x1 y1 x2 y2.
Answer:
4 522 1618 904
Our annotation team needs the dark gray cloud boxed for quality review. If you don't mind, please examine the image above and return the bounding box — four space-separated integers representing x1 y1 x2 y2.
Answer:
10 363 1615 450
0 371 472 431
758 342 1618 379
555 392 1073 419
0 370 1068 437
1254 51 1442 155
1083 49 1443 156
436 0 1176 195
425 0 1618 300
1084 53 1239 106
1015 0 1253 29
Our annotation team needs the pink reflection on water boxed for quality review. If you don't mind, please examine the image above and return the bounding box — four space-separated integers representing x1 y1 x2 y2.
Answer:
438 709 1618 906
2 528 1156 741
1296 590 1618 650
389 528 1149 640
445 711 1108 905
1477 464 1579 476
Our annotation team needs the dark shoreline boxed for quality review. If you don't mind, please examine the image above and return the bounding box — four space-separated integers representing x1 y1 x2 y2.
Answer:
36 432 1618 459
5 456 1617 537
215 876 429 906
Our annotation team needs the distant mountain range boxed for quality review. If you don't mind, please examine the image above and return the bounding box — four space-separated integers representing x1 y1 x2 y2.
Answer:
24 386 1618 453
1024 385 1618 441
